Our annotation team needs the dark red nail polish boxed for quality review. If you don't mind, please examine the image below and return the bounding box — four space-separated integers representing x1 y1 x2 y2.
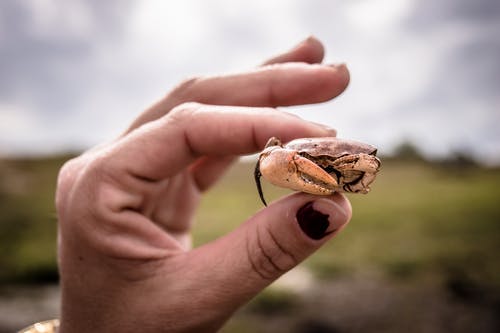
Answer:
296 201 332 240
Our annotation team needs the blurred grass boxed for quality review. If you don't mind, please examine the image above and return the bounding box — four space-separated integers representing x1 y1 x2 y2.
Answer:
332 163 499 286
0 155 499 289
0 156 69 283
194 159 500 288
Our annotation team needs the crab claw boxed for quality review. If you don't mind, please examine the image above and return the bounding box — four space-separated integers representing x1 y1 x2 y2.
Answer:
259 148 338 196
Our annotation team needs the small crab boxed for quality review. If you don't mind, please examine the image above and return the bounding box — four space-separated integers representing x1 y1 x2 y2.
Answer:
254 137 381 206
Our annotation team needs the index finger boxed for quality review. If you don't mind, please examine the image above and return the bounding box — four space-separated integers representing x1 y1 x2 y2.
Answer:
126 63 349 134
108 103 336 181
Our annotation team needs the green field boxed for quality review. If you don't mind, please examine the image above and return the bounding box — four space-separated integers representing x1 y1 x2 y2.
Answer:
1 155 500 331
195 159 500 285
0 156 66 283
1 156 500 285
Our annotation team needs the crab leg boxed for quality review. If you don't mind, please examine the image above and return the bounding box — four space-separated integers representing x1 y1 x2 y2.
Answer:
254 158 268 206
331 154 380 173
331 154 380 193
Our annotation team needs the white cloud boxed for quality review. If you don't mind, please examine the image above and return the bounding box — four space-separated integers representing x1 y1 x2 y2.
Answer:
0 0 499 164
128 1 207 52
345 0 413 33
0 103 38 135
0 102 58 155
25 0 95 40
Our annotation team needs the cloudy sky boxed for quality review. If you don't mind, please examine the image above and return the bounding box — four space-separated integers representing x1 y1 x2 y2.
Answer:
1 0 499 164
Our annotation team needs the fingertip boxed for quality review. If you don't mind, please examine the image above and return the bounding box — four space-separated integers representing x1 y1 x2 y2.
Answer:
308 121 338 137
295 193 351 240
315 63 350 101
294 36 325 64
264 192 352 231
317 193 353 225
263 36 325 65
330 192 353 225
329 63 350 88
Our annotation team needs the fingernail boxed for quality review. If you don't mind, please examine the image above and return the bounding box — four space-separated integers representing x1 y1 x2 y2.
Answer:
295 35 317 48
309 121 337 136
328 62 347 69
296 200 347 240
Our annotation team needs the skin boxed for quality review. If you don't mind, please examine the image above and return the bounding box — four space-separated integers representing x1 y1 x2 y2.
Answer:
56 36 353 333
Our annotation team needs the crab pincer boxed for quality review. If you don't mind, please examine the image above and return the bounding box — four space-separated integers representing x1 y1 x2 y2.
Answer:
254 137 381 206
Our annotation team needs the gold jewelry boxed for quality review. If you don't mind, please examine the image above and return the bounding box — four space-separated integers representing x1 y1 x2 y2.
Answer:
18 319 59 333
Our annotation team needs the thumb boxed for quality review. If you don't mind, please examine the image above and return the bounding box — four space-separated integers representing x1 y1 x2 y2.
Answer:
186 192 351 312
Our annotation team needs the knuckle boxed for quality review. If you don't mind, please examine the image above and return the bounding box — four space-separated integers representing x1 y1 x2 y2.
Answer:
246 224 299 281
56 150 113 220
169 76 202 101
57 158 78 189
262 225 299 272
168 101 202 121
265 79 279 106
55 156 85 211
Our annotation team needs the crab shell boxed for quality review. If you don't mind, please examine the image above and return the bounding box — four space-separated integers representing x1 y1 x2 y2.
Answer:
255 137 381 205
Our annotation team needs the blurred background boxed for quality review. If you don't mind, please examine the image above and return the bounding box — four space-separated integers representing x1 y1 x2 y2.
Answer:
0 0 499 332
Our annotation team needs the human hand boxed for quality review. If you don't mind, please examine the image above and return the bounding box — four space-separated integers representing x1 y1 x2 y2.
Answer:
55 37 352 332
